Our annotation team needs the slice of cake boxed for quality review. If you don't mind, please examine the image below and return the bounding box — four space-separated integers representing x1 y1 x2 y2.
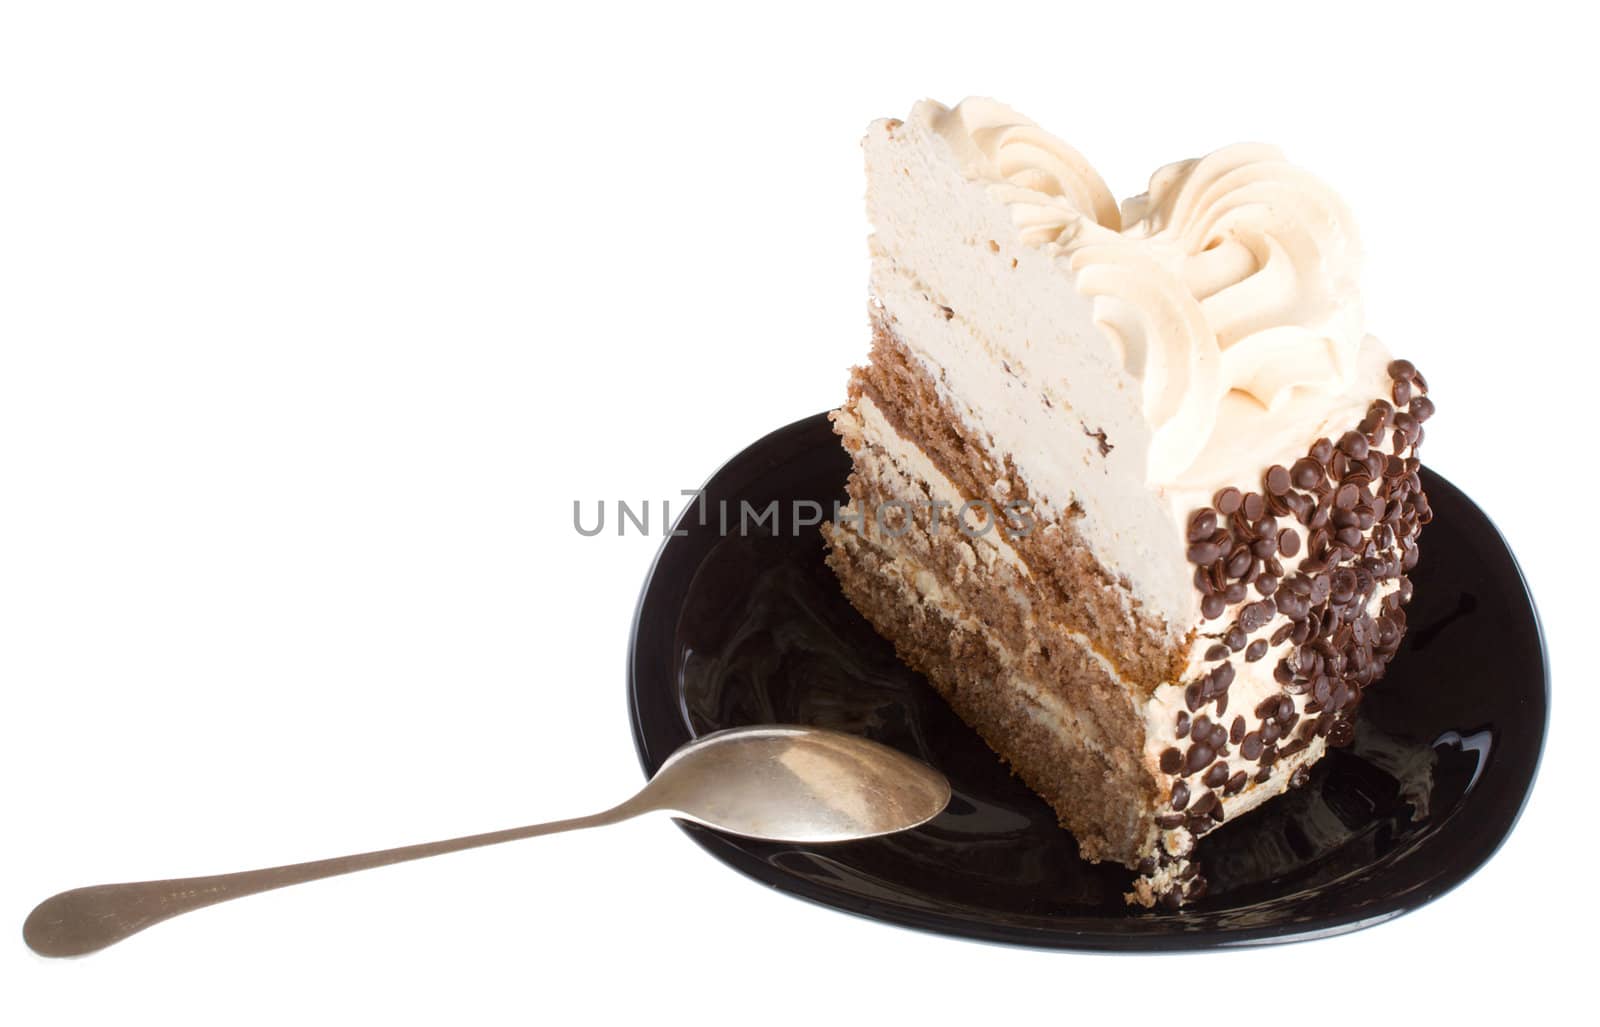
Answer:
822 97 1433 907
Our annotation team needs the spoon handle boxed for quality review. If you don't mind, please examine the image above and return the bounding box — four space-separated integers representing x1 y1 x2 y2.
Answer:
24 803 642 958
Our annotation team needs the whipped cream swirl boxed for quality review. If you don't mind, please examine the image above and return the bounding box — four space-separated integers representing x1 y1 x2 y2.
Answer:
927 99 1369 489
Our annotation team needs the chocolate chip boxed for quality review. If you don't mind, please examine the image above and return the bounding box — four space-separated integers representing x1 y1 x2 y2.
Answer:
1245 639 1268 662
1240 731 1263 760
1243 493 1266 521
1226 546 1253 578
1184 682 1203 711
1255 575 1278 598
1334 483 1360 510
1156 812 1187 829
1255 766 1273 784
1191 790 1218 816
1203 763 1229 788
1230 716 1246 744
1265 465 1291 495
1225 771 1247 795
1187 540 1222 564
1270 623 1294 646
1388 358 1416 381
1171 780 1191 810
1393 410 1416 443
1338 431 1369 459
1159 747 1183 774
1212 662 1235 691
1187 509 1217 542
1205 643 1230 661
1224 626 1247 651
1223 581 1248 604
1238 599 1276 633
1291 457 1323 490
1277 528 1301 558
1175 710 1191 738
1411 396 1435 422
1184 743 1215 775
1392 378 1412 407
1201 595 1225 620
1215 487 1242 516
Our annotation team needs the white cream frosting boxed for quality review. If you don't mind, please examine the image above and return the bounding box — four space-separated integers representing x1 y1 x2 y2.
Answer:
925 98 1380 492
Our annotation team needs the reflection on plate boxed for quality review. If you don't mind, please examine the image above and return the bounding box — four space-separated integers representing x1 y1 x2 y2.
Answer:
628 413 1547 950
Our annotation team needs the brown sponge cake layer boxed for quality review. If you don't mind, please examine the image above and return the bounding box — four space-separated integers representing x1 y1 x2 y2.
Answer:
851 310 1185 690
825 524 1159 865
824 400 1162 864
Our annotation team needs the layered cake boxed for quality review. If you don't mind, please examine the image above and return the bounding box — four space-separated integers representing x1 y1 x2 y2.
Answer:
822 98 1434 906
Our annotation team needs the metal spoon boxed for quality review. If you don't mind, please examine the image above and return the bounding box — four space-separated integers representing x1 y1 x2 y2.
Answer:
23 725 950 957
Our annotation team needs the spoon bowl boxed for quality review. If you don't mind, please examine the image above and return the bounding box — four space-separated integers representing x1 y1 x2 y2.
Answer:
645 725 951 843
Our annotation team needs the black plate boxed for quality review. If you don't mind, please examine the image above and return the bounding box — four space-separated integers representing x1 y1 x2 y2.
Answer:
627 413 1548 950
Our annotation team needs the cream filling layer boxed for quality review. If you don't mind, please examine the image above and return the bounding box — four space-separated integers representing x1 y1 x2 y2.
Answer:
839 395 1142 762
846 394 1026 572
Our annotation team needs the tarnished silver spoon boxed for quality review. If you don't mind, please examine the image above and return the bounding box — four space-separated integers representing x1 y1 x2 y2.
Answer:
23 725 950 957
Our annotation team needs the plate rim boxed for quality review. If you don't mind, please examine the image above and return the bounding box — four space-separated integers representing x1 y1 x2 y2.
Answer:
626 411 1550 951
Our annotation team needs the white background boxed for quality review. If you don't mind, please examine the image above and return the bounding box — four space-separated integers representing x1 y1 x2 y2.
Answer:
3 2 1591 1023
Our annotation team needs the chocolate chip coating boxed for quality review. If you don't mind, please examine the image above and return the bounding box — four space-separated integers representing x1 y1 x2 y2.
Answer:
1171 362 1430 880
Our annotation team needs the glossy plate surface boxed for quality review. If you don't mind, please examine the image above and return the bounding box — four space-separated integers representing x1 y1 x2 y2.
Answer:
627 413 1547 950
